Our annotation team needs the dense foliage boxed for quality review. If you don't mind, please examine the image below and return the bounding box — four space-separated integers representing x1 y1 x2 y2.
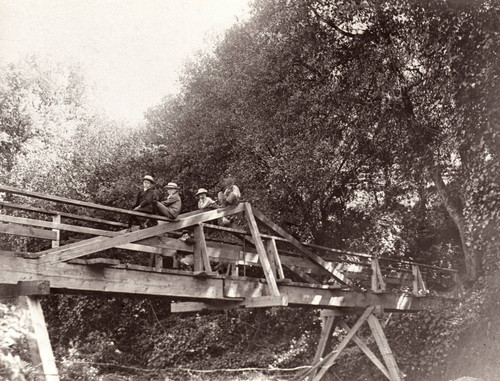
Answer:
1 0 498 380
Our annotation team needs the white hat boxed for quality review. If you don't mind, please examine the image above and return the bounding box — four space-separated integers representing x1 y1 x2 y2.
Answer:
143 175 155 183
195 188 208 196
166 182 179 189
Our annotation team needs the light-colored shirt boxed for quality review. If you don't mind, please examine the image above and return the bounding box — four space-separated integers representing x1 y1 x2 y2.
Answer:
198 196 216 209
225 185 240 198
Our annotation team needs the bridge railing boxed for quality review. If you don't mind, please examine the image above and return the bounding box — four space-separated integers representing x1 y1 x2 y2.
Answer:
0 184 460 298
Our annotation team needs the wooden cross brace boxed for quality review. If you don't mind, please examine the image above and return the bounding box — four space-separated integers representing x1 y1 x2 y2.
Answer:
297 306 403 381
36 204 245 264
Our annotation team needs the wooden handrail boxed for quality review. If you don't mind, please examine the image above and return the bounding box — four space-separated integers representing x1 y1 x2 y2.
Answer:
0 201 127 228
0 183 457 276
202 223 458 274
0 184 174 222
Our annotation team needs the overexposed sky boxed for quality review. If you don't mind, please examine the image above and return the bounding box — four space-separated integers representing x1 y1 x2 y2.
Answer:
0 0 250 122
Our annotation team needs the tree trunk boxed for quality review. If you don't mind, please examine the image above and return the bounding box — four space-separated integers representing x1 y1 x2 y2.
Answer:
429 168 480 281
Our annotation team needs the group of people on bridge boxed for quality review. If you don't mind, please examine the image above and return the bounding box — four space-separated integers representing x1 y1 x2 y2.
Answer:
127 175 241 230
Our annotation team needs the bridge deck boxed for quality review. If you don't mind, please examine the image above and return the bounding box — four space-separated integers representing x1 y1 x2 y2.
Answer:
0 184 459 314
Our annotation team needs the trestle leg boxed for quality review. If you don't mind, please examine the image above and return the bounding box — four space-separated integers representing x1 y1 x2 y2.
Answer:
18 296 60 381
298 306 402 381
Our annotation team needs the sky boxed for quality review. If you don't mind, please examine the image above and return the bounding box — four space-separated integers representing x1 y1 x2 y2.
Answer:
0 0 251 122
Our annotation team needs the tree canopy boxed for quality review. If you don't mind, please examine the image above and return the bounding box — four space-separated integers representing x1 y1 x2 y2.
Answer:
143 0 499 281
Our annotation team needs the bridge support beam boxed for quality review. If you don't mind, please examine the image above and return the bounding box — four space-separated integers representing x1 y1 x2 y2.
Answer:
298 306 402 381
18 296 60 381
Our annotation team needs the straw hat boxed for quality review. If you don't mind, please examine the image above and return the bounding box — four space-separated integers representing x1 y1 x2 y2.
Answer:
195 188 208 196
143 175 155 184
166 182 179 189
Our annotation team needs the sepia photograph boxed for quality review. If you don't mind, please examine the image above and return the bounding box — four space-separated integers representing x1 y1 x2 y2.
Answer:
0 0 499 380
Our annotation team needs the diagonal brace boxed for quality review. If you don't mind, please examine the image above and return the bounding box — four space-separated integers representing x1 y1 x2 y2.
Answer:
38 204 245 264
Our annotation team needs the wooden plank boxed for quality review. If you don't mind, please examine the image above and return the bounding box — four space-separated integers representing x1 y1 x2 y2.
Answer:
339 320 391 380
170 295 288 312
0 200 128 227
367 315 402 381
67 258 121 266
252 207 361 291
244 295 288 308
1 251 225 299
0 223 57 240
18 296 60 380
310 306 376 381
222 278 441 311
320 306 384 316
0 281 50 298
171 300 244 313
37 203 246 264
244 204 280 296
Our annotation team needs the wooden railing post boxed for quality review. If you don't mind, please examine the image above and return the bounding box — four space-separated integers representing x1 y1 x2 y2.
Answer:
193 224 212 272
412 265 427 296
51 214 61 249
371 257 386 293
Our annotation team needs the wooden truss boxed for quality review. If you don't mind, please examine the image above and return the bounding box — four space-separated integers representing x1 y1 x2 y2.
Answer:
0 184 461 380
296 307 402 381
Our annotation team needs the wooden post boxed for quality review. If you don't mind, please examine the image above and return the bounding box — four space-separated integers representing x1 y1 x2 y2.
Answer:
266 238 285 280
51 214 61 249
18 296 60 381
313 311 336 365
367 315 402 381
244 204 280 296
193 224 212 272
153 254 163 271
371 258 386 292
412 265 427 295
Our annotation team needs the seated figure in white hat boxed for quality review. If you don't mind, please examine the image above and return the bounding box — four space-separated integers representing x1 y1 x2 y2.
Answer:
155 182 182 220
195 188 217 210
128 175 156 229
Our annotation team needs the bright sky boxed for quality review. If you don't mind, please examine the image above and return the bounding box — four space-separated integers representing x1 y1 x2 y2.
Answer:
0 0 250 122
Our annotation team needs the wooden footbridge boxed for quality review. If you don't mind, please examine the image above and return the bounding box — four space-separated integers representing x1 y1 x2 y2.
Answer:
0 184 460 381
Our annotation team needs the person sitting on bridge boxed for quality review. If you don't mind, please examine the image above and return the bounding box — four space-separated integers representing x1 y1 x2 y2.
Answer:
217 177 240 226
217 176 241 208
128 175 156 230
155 182 182 220
196 188 217 210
